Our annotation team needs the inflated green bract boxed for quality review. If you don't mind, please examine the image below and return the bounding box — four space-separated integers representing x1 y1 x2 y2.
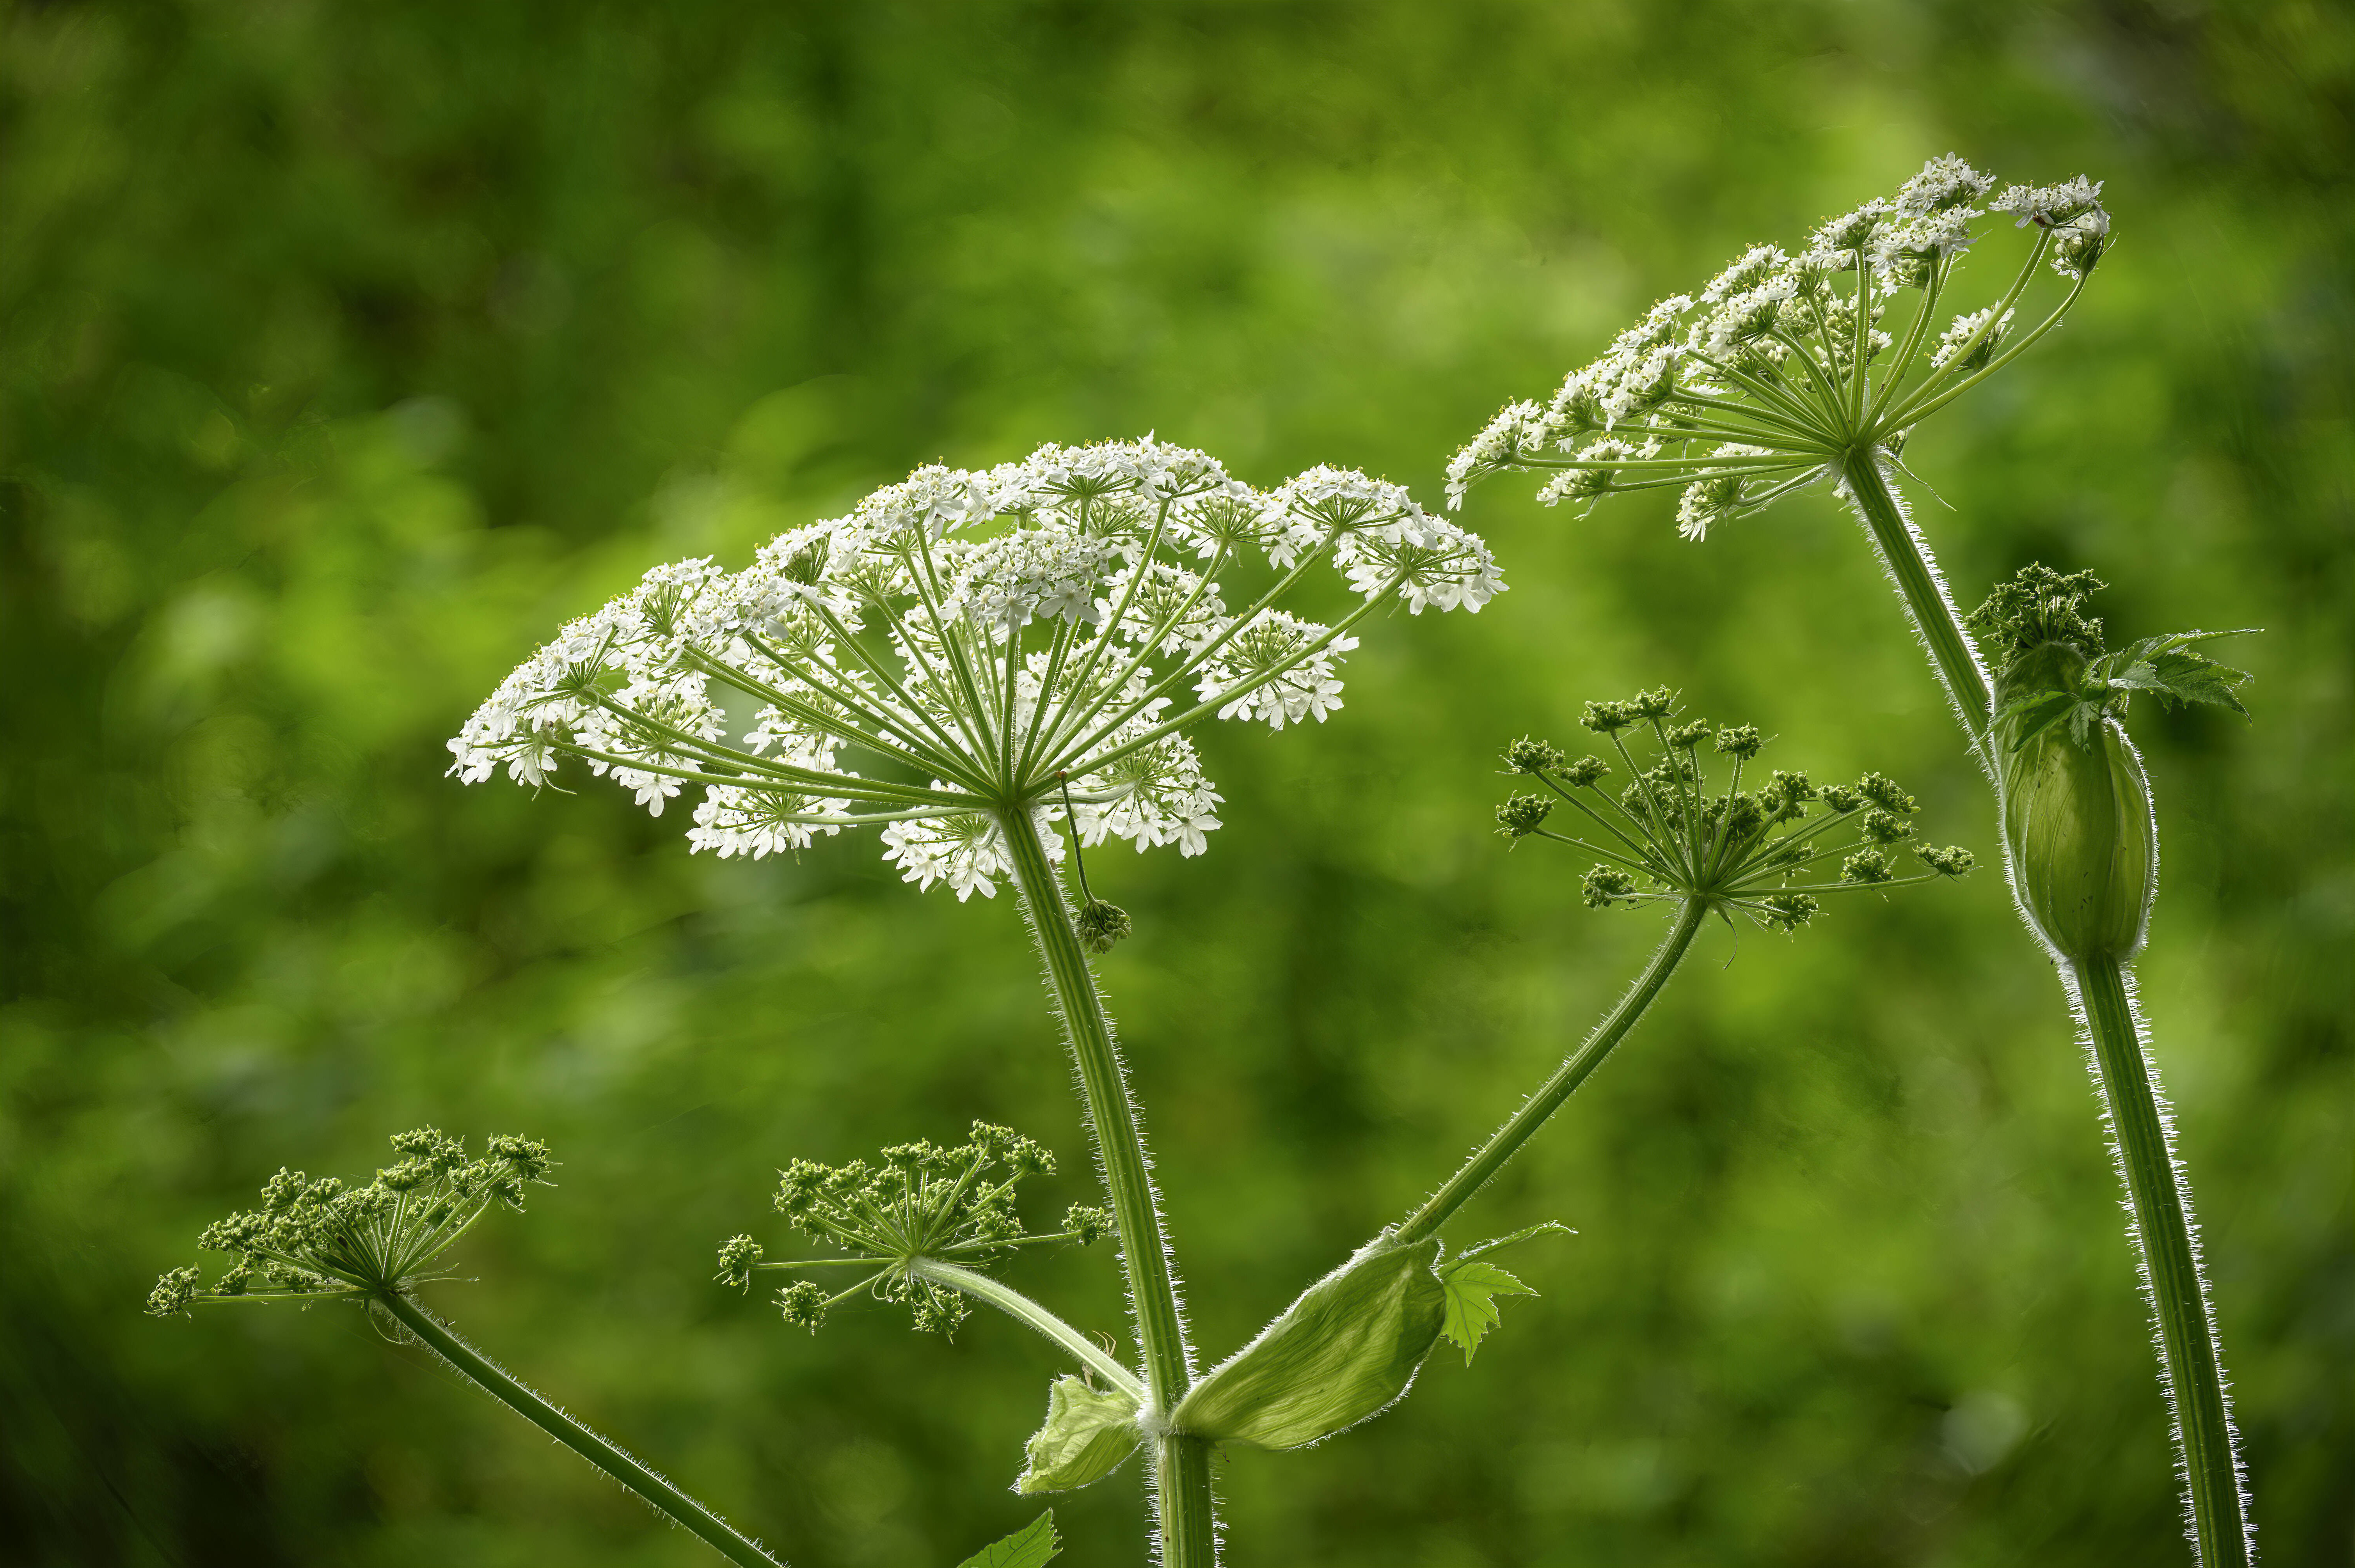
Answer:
1997 644 2158 960
1170 1237 1446 1450
1015 1376 1142 1494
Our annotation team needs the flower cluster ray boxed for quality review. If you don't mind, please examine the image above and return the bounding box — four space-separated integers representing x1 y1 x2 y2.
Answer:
1495 689 1973 931
718 1122 1111 1336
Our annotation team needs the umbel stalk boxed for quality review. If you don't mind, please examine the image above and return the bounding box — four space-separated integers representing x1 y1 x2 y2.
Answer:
1397 897 1708 1246
1841 456 2251 1566
1002 807 1216 1567
375 1293 784 1568
1839 451 1996 757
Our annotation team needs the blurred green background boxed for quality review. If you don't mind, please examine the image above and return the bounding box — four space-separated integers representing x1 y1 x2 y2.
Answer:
3 2 2348 1564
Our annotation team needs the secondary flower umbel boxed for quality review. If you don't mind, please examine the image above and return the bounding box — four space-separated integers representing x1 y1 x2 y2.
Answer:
147 1128 553 1315
1446 154 2108 539
1495 688 1973 931
719 1122 1112 1336
449 439 1503 900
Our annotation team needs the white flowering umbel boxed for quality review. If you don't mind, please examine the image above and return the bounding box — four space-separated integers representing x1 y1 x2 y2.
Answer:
450 439 1501 900
450 437 1500 1568
1449 154 2104 541
1448 154 2105 777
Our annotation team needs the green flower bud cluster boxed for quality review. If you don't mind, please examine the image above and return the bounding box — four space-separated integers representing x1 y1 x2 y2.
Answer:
1075 896 1133 954
146 1129 553 1315
1497 688 1974 931
1968 564 2253 960
726 1122 1109 1336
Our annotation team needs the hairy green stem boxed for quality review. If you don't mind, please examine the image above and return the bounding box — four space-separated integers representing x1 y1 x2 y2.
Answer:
1157 1437 1217 1566
375 1292 783 1568
1844 452 2251 1564
1838 451 1996 762
2071 956 2251 1568
1001 808 1213 1566
1396 897 1708 1246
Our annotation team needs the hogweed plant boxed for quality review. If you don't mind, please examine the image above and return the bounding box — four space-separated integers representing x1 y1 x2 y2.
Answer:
142 435 1990 1560
438 438 1502 1565
1450 155 2258 1566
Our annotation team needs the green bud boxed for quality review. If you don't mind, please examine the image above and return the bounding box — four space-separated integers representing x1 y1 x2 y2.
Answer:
909 1288 970 1336
777 1279 829 1332
715 1235 763 1291
1666 720 1711 749
772 1153 829 1215
1016 1375 1143 1494
1581 699 1635 734
1842 848 1893 883
1170 1238 1446 1451
1504 736 1565 774
1861 808 1913 845
1562 755 1610 788
1760 892 1820 931
1854 772 1917 814
1629 687 1676 720
1074 897 1131 955
1820 784 1862 814
1063 1204 1116 1245
1495 794 1554 839
2000 644 2155 959
1917 844 1975 878
146 1265 200 1318
1713 725 1763 758
1581 866 1638 908
485 1134 553 1181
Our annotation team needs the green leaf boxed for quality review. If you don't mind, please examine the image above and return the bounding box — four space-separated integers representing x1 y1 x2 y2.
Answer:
2142 650 2252 714
1171 1237 1447 1450
953 1510 1060 1568
1437 1259 1538 1365
1454 1219 1575 1263
2095 630 2257 716
1014 1377 1141 1495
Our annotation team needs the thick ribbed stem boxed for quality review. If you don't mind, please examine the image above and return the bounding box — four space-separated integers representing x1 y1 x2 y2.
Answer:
375 1293 784 1568
1000 809 1213 1566
2071 956 2252 1567
1157 1435 1218 1564
1396 897 1707 1246
1839 451 1996 763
